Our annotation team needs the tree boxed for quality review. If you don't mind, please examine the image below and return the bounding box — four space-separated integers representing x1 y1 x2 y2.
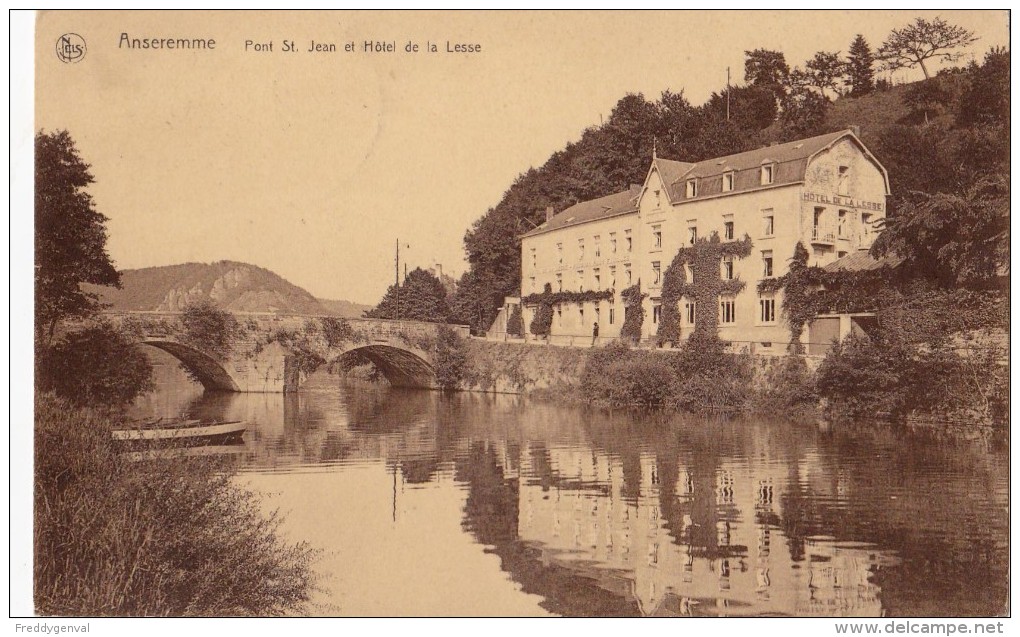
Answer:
35 130 120 340
872 173 1008 288
744 49 790 104
528 283 554 337
366 267 451 322
957 47 1009 127
703 84 778 131
37 322 154 406
846 34 876 96
780 84 831 136
877 16 978 79
506 304 523 337
803 51 847 98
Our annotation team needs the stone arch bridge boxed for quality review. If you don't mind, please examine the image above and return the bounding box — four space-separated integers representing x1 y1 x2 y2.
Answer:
104 311 469 392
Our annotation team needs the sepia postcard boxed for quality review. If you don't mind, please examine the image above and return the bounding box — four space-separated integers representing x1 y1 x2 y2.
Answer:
16 9 1011 627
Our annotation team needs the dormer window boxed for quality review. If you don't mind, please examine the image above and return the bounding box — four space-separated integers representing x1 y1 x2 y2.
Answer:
686 179 698 198
723 171 735 192
761 163 775 185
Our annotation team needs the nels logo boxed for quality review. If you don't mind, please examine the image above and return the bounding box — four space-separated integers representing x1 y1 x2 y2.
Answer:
56 33 86 63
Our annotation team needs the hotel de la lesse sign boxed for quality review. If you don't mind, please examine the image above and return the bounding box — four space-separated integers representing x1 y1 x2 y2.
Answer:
802 192 884 213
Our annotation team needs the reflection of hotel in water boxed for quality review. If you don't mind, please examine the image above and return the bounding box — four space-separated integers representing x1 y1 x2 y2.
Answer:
516 446 887 616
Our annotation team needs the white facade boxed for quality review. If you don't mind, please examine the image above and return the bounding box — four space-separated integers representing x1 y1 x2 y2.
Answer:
517 130 889 351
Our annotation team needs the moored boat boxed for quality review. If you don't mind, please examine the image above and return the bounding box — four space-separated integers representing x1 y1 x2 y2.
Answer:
112 420 247 446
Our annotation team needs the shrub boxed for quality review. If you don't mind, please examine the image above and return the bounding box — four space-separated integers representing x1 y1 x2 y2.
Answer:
528 284 555 337
37 322 154 407
34 394 316 616
815 332 929 421
581 342 676 408
434 325 467 390
670 333 753 414
755 354 818 415
321 317 352 347
506 304 523 337
816 290 1009 428
179 301 239 360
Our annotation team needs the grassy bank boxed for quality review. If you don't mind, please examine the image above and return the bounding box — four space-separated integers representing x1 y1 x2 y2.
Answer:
34 393 317 616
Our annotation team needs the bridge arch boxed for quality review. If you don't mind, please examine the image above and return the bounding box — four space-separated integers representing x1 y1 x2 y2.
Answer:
139 340 241 392
337 344 436 389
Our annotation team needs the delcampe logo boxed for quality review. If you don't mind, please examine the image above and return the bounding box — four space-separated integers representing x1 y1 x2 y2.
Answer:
56 33 86 63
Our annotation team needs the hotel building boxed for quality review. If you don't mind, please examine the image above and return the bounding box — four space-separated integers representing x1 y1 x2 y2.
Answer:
511 129 889 351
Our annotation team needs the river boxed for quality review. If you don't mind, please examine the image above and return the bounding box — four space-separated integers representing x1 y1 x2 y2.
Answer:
130 350 1009 617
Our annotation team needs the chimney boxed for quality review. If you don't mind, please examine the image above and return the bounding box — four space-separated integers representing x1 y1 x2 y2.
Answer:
545 206 555 222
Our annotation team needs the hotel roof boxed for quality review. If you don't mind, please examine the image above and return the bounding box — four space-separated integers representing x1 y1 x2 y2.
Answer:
823 249 903 272
521 129 889 239
521 185 642 238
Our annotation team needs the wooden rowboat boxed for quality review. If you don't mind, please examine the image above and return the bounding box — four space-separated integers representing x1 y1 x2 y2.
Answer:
112 420 247 445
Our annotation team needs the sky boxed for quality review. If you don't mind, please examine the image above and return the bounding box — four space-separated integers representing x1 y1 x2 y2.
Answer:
33 10 1008 304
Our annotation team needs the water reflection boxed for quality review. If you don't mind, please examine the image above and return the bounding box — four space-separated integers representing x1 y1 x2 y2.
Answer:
133 350 1008 617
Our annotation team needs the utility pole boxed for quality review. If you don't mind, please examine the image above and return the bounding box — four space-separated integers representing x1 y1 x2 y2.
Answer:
395 239 400 320
726 66 734 122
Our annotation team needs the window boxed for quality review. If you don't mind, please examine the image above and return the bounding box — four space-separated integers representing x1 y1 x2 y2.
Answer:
685 301 696 325
609 232 617 253
530 248 536 269
594 235 601 258
838 165 850 196
688 225 698 245
579 306 585 326
652 261 661 285
722 256 734 280
762 210 774 237
861 213 873 239
838 251 848 259
760 296 776 323
556 243 563 265
652 303 661 324
761 164 775 185
654 189 662 208
721 298 736 324
556 305 562 327
625 229 633 252
556 273 563 292
625 265 632 285
652 225 662 249
686 179 698 198
724 219 734 240
594 305 600 323
593 268 601 289
609 266 616 289
838 210 847 237
578 239 585 260
762 250 774 278
723 171 734 192
576 270 584 291
529 277 536 293
609 306 615 325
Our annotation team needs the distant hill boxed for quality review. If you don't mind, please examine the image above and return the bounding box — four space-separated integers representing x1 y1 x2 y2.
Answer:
90 261 336 315
316 298 372 318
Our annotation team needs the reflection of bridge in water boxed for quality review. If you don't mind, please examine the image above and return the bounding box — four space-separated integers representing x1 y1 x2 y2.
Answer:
106 311 468 392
